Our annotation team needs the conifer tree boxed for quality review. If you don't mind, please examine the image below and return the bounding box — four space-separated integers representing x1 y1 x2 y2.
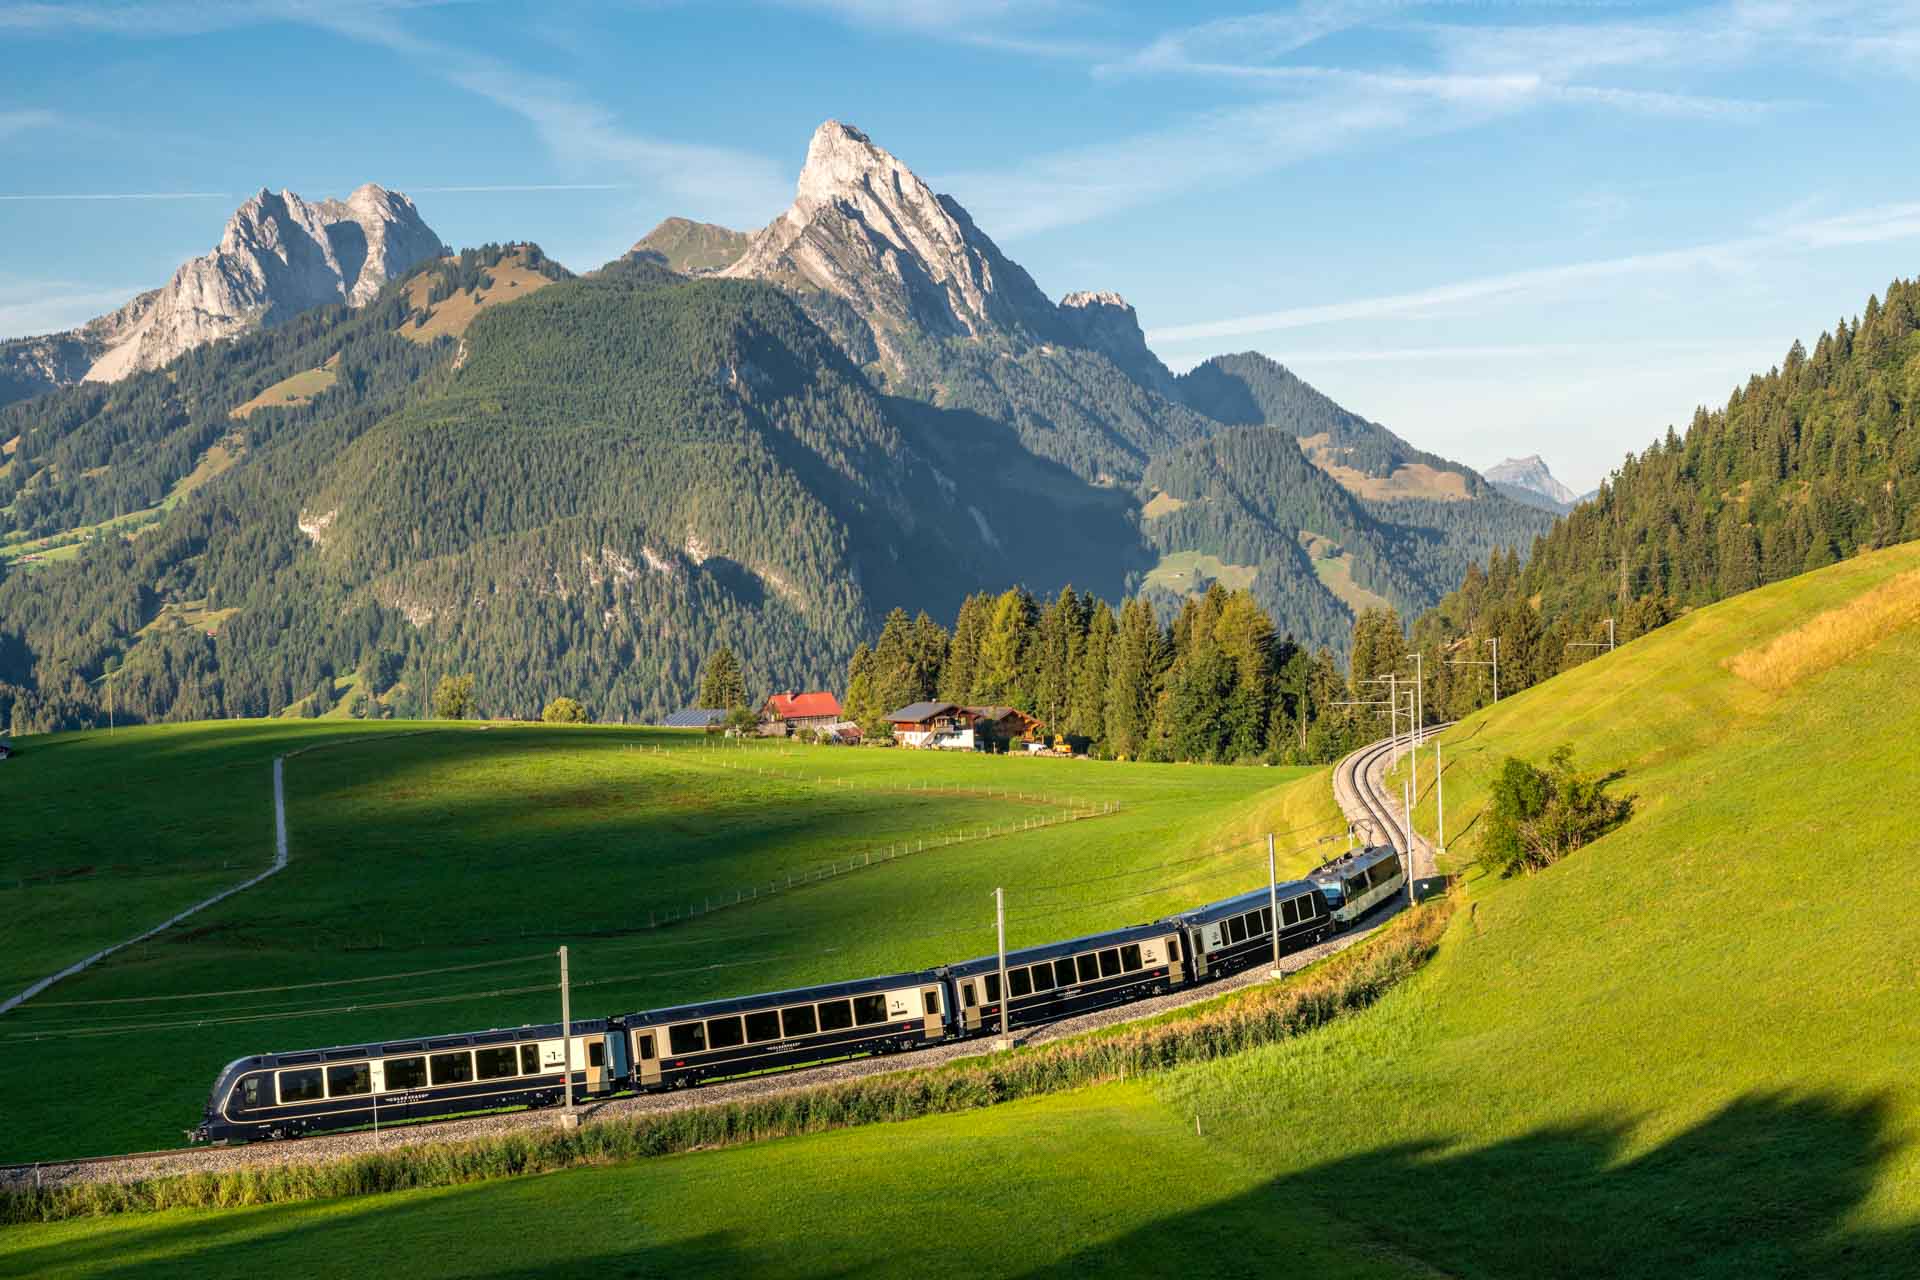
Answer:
698 646 747 710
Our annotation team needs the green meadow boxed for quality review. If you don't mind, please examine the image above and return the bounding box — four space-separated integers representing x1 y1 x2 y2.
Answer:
12 544 1919 1277
0 723 1329 1162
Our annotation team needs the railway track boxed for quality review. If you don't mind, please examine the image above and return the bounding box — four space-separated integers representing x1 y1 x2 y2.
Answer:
3 732 1439 1192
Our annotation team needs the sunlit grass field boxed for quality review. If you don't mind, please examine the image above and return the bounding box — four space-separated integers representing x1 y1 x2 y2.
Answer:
0 722 1330 1161
17 544 1918 1276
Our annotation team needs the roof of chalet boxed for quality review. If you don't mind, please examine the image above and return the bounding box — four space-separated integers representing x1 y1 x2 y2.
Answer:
763 690 842 719
886 700 959 724
659 707 728 728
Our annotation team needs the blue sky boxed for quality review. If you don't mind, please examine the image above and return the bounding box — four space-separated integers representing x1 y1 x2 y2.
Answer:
6 1 1920 490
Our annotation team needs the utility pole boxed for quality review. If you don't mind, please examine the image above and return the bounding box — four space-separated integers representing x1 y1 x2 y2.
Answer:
1568 617 1617 658
1446 636 1500 707
1267 832 1283 978
994 888 1011 1051
557 945 577 1129
1435 735 1446 858
1403 775 1416 908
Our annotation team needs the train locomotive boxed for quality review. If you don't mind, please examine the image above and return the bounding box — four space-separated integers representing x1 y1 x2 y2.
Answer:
192 847 1398 1144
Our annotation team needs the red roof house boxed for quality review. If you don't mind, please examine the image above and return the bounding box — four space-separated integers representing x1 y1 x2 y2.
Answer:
759 691 843 734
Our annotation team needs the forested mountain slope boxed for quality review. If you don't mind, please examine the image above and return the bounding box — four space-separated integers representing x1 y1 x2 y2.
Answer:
1417 275 1920 704
0 250 1144 731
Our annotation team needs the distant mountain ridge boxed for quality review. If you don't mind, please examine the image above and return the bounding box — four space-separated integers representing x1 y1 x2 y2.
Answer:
1486 454 1580 513
0 184 444 407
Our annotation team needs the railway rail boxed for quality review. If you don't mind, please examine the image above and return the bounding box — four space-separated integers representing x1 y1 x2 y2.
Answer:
2 730 1440 1192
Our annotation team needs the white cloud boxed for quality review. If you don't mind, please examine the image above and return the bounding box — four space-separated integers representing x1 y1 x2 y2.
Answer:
1145 200 1920 345
0 190 230 200
0 283 142 338
0 108 58 138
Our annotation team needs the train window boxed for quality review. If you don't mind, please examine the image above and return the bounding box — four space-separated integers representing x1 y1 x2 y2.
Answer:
475 1048 519 1081
983 973 1001 1003
1076 953 1100 983
1346 878 1366 900
1260 907 1273 933
637 1033 656 1061
278 1068 324 1104
818 1000 854 1032
384 1056 427 1090
669 1023 706 1055
1228 915 1248 944
706 1017 746 1049
923 988 942 1014
1027 964 1053 992
1056 958 1078 987
853 994 888 1026
236 1074 268 1108
327 1063 372 1097
1167 936 1181 961
782 1005 818 1037
521 1044 542 1074
1009 968 1033 998
1120 944 1142 971
1281 898 1298 927
1098 948 1122 978
588 1041 606 1068
960 981 977 1008
745 1010 782 1042
430 1052 474 1086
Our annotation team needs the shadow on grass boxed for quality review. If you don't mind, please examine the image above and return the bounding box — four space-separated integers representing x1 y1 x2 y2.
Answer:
1026 1089 1917 1280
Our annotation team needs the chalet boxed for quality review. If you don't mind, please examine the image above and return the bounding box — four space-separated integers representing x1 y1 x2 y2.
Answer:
760 690 843 736
886 702 979 750
964 705 1045 748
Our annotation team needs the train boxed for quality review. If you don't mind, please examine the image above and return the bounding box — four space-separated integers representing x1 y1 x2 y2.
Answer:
190 846 1406 1144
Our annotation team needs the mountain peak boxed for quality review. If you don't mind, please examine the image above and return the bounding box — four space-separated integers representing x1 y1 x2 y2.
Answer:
1485 454 1579 510
1058 290 1177 397
723 120 1063 348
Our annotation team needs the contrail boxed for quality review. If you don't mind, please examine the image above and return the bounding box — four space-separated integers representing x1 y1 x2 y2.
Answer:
0 192 232 201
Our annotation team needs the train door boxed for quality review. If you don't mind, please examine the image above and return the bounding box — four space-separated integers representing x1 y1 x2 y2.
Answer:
632 1029 662 1088
575 1035 608 1093
960 978 982 1032
921 986 944 1038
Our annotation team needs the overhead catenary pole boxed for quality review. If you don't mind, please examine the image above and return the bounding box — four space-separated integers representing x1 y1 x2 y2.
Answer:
1268 832 1283 978
1403 775 1416 908
994 888 1011 1050
1435 735 1446 857
558 945 578 1128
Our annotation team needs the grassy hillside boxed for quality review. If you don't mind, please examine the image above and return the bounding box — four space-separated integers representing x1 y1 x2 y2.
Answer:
19 545 1916 1276
0 728 1332 1161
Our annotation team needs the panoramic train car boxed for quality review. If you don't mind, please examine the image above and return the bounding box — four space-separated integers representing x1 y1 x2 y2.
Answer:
1309 845 1407 927
1171 879 1332 981
944 922 1184 1036
191 1017 623 1143
624 970 946 1090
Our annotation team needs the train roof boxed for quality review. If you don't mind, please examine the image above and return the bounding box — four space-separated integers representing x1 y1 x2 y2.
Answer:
946 921 1170 977
1310 844 1402 883
1170 880 1321 926
210 1018 613 1079
623 969 941 1025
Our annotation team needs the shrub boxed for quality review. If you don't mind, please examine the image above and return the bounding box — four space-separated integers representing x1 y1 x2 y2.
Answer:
1478 746 1634 877
541 697 590 724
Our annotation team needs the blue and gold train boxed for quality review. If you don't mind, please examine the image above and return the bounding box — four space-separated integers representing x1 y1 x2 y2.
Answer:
191 848 1405 1144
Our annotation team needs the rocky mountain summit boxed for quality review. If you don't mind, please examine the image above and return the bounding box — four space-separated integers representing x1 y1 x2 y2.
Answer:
722 120 1066 355
0 184 443 405
1486 454 1580 513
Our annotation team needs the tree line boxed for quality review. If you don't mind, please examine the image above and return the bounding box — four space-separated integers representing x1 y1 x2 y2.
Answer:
838 584 1448 765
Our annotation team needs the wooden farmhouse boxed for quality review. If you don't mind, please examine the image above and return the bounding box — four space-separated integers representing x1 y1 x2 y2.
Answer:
759 691 843 736
885 703 1045 751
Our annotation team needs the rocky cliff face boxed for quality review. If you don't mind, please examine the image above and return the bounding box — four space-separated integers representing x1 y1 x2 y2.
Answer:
0 184 443 404
1058 290 1178 398
722 121 1067 354
1485 454 1579 509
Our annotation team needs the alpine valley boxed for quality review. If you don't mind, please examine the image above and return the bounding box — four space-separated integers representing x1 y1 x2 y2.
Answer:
0 122 1550 732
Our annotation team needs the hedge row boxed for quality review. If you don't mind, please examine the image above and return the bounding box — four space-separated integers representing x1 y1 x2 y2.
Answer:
5 898 1452 1224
